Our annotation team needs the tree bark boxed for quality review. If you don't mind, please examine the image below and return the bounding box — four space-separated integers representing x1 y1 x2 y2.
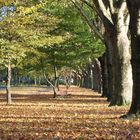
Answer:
123 0 140 118
82 70 88 88
38 76 41 85
99 53 110 100
44 73 57 98
109 2 132 106
105 25 132 106
6 61 12 104
92 59 102 93
54 65 59 91
34 77 37 85
104 40 114 101
101 1 133 106
87 64 93 89
90 64 94 89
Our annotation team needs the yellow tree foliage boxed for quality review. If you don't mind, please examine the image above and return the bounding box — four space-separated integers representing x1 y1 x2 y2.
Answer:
0 0 16 6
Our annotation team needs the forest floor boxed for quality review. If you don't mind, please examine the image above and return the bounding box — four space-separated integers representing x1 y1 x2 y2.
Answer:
0 86 139 140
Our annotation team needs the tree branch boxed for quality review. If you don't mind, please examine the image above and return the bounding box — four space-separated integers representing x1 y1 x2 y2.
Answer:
43 72 55 88
92 0 114 27
96 0 113 24
70 0 105 42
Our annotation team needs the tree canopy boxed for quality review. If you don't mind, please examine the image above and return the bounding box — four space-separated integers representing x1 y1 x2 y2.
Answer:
0 0 105 80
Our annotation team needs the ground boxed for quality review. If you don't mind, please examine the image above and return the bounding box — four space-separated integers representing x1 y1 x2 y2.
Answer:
0 86 139 140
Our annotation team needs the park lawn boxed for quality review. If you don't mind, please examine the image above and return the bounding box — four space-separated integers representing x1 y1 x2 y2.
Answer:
0 86 139 140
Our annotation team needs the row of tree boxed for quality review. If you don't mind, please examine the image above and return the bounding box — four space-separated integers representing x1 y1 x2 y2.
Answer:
70 0 140 118
0 1 104 101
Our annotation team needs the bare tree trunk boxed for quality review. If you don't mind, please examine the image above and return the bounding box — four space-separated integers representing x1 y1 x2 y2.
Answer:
54 65 59 91
87 64 93 89
65 77 70 94
82 70 88 88
92 59 102 93
38 77 41 85
90 64 94 89
44 73 57 98
99 53 110 99
53 87 57 98
6 61 12 104
34 77 37 85
109 2 132 106
123 0 140 118
105 29 132 106
18 77 21 85
103 36 114 101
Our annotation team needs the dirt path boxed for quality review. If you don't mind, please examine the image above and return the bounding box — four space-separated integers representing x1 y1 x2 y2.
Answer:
0 86 139 139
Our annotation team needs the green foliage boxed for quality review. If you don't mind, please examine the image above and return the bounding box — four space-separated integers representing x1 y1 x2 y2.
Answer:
0 0 105 82
0 38 26 67
53 4 105 69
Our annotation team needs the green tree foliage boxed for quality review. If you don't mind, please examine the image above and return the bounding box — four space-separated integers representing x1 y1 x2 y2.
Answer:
30 0 105 77
0 0 105 101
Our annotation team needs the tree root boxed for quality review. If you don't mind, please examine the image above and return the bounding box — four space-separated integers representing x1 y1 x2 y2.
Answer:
120 114 140 119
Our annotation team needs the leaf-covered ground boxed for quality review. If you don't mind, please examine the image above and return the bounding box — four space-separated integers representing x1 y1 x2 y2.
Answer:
0 86 139 140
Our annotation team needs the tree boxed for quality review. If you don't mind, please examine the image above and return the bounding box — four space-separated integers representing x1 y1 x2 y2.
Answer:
57 4 104 89
0 5 26 104
21 0 105 98
71 0 133 106
0 1 48 103
0 0 105 100
122 0 140 118
0 39 26 104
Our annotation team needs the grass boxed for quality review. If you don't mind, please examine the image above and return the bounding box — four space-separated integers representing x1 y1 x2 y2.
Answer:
0 86 139 140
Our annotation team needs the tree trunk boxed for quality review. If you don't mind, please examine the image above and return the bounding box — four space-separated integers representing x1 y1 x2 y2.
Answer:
78 0 133 105
123 0 140 118
54 65 59 91
53 87 57 98
72 71 78 86
92 59 102 93
76 71 83 87
87 64 93 89
112 32 132 105
106 30 132 106
104 42 114 101
44 73 57 98
90 64 94 89
18 77 21 85
82 70 89 88
65 77 70 94
38 77 41 85
108 2 132 106
34 77 37 85
6 61 12 104
77 0 133 106
99 53 110 100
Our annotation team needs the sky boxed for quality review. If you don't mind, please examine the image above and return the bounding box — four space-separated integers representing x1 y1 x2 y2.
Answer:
0 5 16 21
